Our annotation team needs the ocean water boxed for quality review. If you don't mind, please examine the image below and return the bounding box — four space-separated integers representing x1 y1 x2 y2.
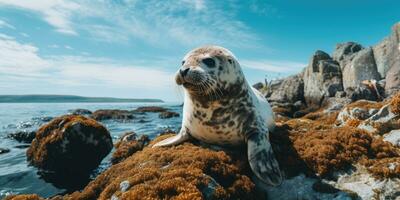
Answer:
0 102 183 198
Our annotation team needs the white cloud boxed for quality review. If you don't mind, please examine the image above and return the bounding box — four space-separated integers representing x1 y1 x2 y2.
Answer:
0 33 174 91
64 45 73 50
241 59 306 74
0 0 79 35
0 0 257 47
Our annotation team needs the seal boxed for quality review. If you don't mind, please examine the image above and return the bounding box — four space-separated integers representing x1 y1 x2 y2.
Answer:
153 45 283 186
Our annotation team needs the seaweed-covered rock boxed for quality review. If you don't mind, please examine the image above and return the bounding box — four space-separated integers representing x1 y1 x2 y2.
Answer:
91 109 134 121
134 106 167 113
111 131 150 164
7 131 36 143
69 108 92 115
158 111 180 119
27 115 113 175
303 50 343 106
336 100 383 127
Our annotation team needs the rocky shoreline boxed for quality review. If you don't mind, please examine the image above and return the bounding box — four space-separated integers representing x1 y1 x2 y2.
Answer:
3 23 400 200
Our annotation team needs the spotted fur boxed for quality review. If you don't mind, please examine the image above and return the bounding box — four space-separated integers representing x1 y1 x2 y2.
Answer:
153 45 282 186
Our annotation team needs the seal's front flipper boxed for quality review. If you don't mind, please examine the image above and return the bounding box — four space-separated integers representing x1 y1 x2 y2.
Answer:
152 129 190 147
247 132 283 186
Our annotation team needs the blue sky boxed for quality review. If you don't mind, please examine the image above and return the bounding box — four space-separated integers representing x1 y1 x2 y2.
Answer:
0 0 399 102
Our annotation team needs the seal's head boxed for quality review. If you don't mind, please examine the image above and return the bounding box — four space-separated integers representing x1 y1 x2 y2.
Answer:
176 46 245 97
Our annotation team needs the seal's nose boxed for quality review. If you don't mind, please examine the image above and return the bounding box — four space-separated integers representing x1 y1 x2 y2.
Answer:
180 68 190 77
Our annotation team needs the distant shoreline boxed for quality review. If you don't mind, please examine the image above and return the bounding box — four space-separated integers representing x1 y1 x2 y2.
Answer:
0 95 164 103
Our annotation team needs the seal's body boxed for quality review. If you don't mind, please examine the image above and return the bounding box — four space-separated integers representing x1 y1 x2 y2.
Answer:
153 46 282 186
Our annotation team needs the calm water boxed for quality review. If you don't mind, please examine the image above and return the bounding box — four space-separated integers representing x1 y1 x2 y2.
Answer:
0 102 182 198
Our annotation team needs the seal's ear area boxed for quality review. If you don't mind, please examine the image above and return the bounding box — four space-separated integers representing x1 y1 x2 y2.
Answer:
247 132 283 186
152 129 190 148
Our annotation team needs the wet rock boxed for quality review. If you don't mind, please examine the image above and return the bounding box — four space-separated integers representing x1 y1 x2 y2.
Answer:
342 47 381 89
303 50 343 106
268 74 304 104
0 148 10 154
69 108 92 115
32 116 53 122
158 111 180 119
7 131 36 143
134 106 168 113
111 131 150 164
27 115 113 177
91 109 134 121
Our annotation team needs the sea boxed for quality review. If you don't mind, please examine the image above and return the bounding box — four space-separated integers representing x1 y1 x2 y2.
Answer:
0 102 183 198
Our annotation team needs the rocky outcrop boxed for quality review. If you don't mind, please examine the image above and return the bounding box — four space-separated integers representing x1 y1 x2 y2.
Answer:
158 111 180 119
7 131 36 143
386 64 400 97
27 115 113 176
303 50 343 106
268 74 304 104
374 23 400 79
134 106 167 113
111 131 150 164
341 47 381 89
91 109 135 121
332 42 363 68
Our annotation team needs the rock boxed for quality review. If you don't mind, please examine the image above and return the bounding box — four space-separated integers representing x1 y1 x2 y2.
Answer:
27 115 113 176
342 47 381 89
0 148 10 154
336 100 382 127
14 134 260 200
91 109 134 121
7 131 36 143
158 111 180 119
374 23 400 78
268 74 304 104
358 105 400 135
383 129 400 147
134 106 167 113
111 132 150 164
332 165 400 200
345 80 384 102
69 108 92 115
385 64 400 97
333 42 363 68
303 50 343 106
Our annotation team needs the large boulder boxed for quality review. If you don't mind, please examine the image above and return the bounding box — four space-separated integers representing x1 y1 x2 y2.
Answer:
386 64 400 97
268 74 304 104
342 47 381 89
27 115 113 175
91 109 135 121
303 50 343 106
333 42 364 68
374 23 400 78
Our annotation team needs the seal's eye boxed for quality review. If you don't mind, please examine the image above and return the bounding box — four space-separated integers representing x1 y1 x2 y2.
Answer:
202 58 215 68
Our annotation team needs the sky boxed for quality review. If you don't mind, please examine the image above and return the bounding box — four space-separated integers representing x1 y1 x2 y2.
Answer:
0 0 399 102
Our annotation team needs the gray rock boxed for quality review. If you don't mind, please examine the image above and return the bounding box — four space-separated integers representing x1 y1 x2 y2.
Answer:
264 79 284 98
342 47 381 89
269 74 304 103
336 100 379 126
383 129 400 147
303 50 343 106
69 108 92 115
358 104 400 134
345 83 382 102
0 148 10 154
333 42 364 68
374 23 400 79
385 64 400 97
